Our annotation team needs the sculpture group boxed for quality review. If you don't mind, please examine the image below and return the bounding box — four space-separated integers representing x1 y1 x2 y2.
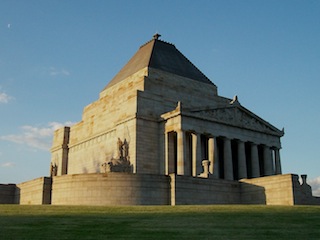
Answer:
101 138 132 173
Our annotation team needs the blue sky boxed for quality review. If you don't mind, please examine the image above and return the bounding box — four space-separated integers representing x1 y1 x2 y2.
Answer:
0 0 319 195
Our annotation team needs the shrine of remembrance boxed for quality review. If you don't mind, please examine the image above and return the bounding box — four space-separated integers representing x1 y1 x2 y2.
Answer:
1 35 319 205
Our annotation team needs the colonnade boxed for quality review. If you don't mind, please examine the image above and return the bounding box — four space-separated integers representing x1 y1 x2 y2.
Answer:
165 130 282 180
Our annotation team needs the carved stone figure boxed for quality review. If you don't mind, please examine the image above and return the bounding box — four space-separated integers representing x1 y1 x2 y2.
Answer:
101 138 132 173
123 138 129 159
117 138 123 159
50 163 58 177
101 162 108 174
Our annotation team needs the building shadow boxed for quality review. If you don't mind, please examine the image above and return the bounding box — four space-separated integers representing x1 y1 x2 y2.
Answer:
240 182 267 204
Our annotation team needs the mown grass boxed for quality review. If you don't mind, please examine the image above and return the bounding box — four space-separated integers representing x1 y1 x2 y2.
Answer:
0 205 319 239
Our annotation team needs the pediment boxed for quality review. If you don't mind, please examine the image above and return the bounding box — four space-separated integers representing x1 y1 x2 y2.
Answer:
191 106 283 136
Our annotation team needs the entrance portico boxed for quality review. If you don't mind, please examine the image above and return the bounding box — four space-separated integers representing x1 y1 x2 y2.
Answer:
162 102 284 180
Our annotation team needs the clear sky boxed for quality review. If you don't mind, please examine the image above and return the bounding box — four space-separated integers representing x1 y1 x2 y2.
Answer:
0 0 319 195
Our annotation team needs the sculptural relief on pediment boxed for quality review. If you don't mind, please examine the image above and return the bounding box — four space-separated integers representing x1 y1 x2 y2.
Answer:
192 107 281 135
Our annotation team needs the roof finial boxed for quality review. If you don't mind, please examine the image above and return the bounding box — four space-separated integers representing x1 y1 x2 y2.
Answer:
153 33 161 40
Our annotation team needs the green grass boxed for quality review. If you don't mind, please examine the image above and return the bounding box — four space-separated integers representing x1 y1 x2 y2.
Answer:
0 205 319 239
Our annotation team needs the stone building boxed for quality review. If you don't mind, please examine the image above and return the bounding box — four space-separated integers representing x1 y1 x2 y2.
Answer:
51 34 284 180
1 35 319 205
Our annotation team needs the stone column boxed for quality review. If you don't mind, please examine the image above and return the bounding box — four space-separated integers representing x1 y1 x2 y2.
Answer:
213 137 220 179
159 122 165 175
251 143 260 178
177 130 186 175
164 131 169 175
192 133 202 177
237 140 247 179
274 148 282 174
223 137 233 180
209 136 220 178
208 137 214 174
167 132 176 174
263 145 273 176
184 132 192 176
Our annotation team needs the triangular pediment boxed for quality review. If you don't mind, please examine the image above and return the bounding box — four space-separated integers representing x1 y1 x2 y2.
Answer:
191 106 284 136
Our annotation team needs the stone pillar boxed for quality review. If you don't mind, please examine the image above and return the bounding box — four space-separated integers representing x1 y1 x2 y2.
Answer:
184 132 192 176
209 136 219 178
167 132 176 174
263 145 273 176
177 130 186 175
51 127 70 176
237 140 247 179
164 131 169 175
213 137 220 179
251 143 260 178
192 133 202 177
208 137 214 174
274 148 282 174
223 137 233 180
159 122 165 175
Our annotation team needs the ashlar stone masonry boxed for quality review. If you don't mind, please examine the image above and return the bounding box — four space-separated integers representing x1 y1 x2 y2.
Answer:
51 35 284 182
1 34 319 205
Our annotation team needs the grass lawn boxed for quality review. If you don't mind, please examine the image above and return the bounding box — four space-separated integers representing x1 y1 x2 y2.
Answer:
0 205 319 239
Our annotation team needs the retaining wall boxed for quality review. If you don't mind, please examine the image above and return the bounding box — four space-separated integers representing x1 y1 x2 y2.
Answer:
51 173 170 205
0 184 16 204
170 174 242 205
16 177 52 205
1 173 319 206
241 174 297 205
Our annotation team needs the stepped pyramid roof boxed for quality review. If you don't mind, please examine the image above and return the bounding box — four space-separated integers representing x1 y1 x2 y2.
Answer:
104 34 215 89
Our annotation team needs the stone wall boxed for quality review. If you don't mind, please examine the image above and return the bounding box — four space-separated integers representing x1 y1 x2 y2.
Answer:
2 172 319 206
51 173 170 205
145 69 218 110
240 174 295 205
170 174 242 205
136 118 161 174
51 69 146 176
0 184 16 204
16 177 52 205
